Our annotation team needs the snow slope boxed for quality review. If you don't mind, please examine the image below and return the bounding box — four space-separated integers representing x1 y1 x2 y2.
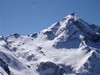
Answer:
0 13 100 75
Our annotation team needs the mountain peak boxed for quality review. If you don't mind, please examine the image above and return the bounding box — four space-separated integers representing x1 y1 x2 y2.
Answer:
70 12 75 16
61 12 79 25
41 13 100 49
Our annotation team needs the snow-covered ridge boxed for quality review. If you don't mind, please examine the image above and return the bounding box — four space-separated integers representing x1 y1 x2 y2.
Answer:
0 13 100 75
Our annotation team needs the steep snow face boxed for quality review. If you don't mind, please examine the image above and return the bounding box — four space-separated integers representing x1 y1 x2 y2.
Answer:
0 13 100 75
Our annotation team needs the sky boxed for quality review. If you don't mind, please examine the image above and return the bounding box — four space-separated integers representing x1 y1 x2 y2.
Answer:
0 0 100 36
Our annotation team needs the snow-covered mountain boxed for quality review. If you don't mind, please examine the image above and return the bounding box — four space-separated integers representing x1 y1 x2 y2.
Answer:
0 13 100 75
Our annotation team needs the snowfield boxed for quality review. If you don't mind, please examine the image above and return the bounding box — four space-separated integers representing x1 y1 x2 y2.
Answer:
0 13 100 75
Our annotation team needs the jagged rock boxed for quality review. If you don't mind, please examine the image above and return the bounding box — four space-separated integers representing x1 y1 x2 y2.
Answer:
0 58 11 75
43 30 55 40
83 51 100 75
0 36 4 40
90 24 100 33
70 12 75 16
31 33 37 38
37 61 59 72
13 33 20 38
36 61 74 75
91 34 100 42
37 61 62 75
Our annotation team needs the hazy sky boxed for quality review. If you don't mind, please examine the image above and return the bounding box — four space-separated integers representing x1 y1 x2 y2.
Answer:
0 0 100 36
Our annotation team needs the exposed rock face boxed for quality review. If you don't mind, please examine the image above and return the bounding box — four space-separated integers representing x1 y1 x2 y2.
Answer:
74 20 100 42
37 61 74 75
0 58 11 75
31 33 38 38
0 36 4 40
90 24 100 33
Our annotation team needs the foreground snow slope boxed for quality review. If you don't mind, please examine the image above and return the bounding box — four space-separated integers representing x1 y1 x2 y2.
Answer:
0 13 100 75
